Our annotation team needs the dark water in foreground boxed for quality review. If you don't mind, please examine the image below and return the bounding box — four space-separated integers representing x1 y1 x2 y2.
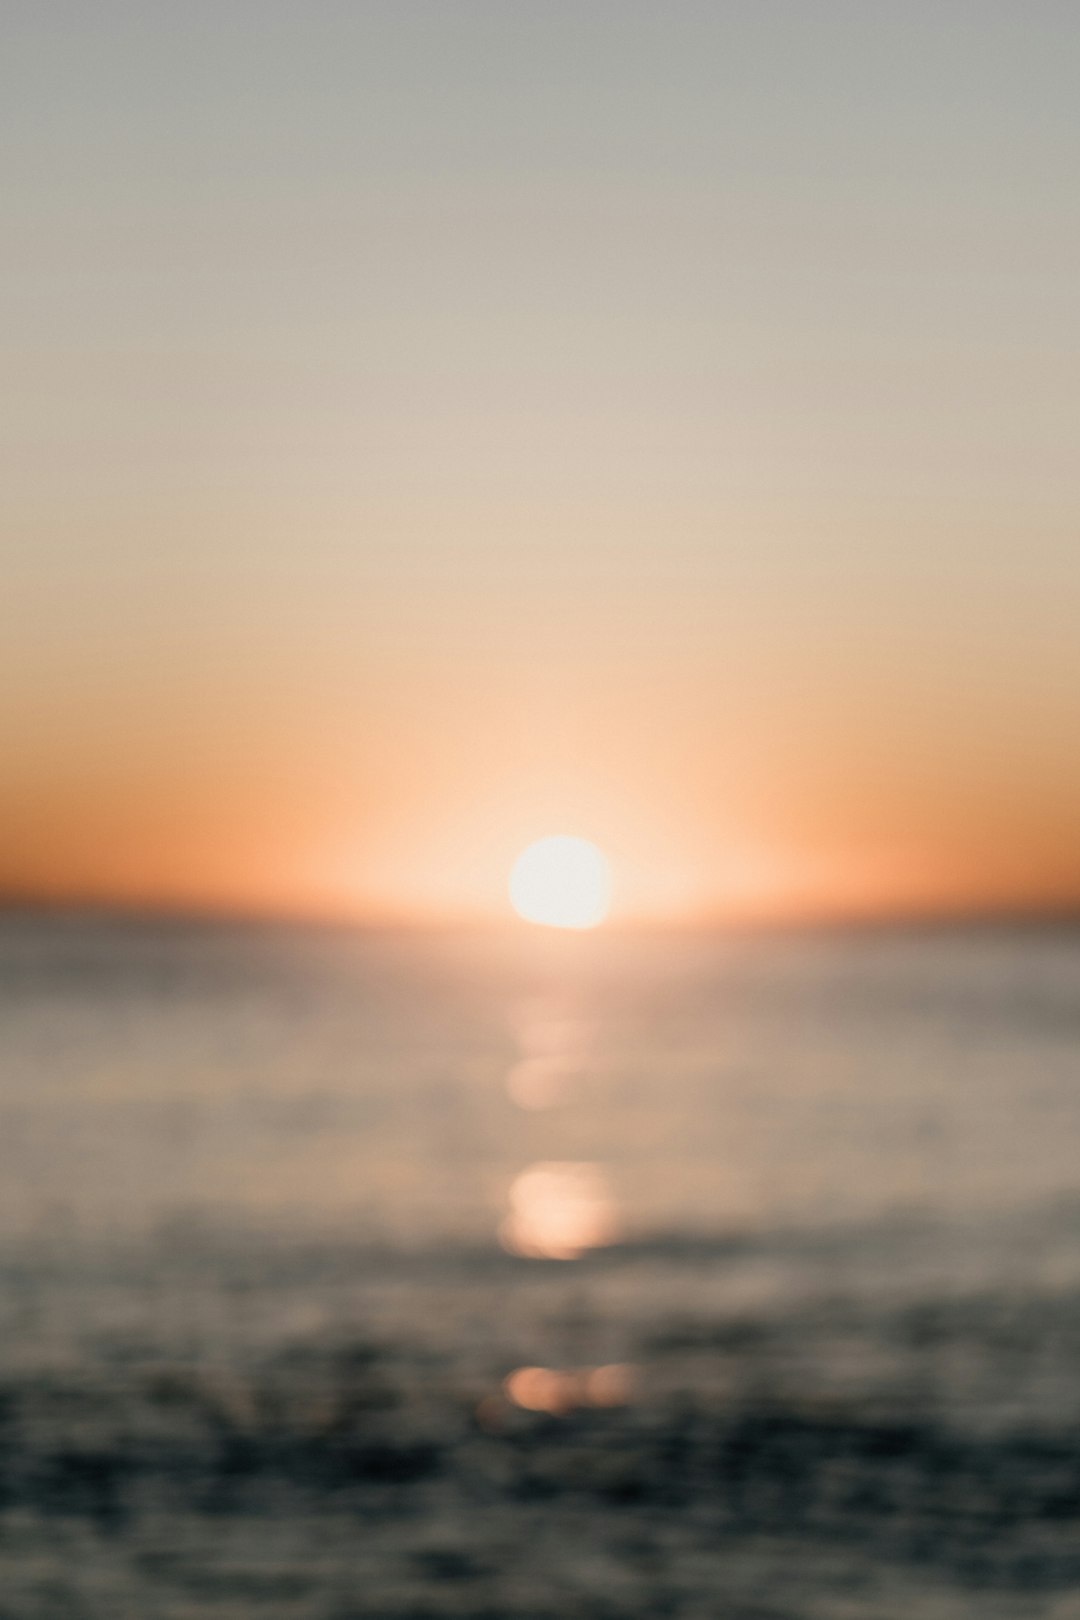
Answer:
2 912 1080 1617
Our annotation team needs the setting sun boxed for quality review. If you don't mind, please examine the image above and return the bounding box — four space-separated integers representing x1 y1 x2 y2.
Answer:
509 837 612 930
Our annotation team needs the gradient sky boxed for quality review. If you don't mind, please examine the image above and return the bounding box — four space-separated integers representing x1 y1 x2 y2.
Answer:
3 1 1079 922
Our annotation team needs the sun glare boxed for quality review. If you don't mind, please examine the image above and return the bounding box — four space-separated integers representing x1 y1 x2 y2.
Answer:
509 836 612 930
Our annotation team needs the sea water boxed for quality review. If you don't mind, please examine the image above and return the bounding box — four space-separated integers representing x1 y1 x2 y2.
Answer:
2 911 1080 1616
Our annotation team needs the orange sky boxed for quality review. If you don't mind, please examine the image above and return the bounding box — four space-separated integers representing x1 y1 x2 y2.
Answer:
4 4 1080 926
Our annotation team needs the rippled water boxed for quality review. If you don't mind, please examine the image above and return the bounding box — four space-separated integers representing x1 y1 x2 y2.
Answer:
5 912 1080 1245
3 911 1080 1616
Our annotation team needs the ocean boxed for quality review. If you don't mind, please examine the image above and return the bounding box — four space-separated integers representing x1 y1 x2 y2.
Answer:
2 911 1080 1617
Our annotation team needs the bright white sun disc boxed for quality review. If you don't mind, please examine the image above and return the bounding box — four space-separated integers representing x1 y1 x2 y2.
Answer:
509 837 612 930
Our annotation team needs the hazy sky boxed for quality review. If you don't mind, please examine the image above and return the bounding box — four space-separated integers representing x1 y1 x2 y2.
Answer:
4 1 1079 921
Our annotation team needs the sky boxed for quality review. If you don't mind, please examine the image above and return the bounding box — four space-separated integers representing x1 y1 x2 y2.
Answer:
3 1 1079 924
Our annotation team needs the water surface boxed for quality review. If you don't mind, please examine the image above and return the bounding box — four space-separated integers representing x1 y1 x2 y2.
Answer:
3 912 1080 1617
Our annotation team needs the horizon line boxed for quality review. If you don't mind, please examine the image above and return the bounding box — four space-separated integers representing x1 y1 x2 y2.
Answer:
3 889 1080 937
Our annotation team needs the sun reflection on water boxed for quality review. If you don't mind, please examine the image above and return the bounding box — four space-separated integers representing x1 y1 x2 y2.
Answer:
504 997 596 1111
499 1161 619 1260
502 1363 637 1416
505 1056 578 1111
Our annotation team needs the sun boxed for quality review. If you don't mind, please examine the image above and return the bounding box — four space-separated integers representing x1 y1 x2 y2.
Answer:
509 836 612 930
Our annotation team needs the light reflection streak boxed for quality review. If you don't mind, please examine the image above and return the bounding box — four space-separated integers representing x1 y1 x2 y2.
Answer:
502 1363 637 1416
505 1055 577 1111
499 1161 619 1260
504 998 596 1111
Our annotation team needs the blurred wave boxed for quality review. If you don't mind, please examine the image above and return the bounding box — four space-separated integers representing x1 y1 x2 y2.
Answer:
2 912 1080 1614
